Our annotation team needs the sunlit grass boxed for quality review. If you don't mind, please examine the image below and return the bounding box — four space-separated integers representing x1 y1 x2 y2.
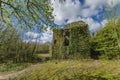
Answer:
37 53 52 58
13 60 120 80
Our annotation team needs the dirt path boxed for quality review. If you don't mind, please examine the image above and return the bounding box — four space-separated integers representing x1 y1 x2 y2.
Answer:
0 63 42 80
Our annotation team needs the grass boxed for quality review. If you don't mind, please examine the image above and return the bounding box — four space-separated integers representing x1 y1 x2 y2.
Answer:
0 53 50 74
0 62 31 74
12 60 120 80
34 53 52 62
37 53 52 58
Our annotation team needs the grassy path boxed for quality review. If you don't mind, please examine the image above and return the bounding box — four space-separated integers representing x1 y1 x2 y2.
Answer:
1 60 120 80
0 63 42 80
11 60 120 80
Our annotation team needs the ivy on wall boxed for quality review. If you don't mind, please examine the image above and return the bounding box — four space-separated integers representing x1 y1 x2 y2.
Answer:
51 21 90 59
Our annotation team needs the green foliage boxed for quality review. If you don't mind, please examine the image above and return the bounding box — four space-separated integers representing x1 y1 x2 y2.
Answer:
35 44 49 53
52 29 64 59
0 0 54 29
34 54 52 62
0 0 54 63
0 62 31 73
0 26 41 63
11 60 120 80
92 19 120 59
0 26 20 63
69 22 90 59
52 21 90 59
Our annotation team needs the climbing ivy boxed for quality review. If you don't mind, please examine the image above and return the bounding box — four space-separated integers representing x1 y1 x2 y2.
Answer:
69 22 90 59
52 21 90 59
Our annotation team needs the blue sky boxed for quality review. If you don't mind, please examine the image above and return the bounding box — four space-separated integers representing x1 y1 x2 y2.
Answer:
24 0 120 44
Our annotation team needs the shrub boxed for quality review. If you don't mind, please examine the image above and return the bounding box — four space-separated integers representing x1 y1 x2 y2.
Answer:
91 19 120 59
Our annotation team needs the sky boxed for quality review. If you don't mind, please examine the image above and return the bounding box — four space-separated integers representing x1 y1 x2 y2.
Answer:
24 0 120 44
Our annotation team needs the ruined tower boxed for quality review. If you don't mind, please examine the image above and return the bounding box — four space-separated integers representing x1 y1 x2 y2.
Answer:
52 21 90 59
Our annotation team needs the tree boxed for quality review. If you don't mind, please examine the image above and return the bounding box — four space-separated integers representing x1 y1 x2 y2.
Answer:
91 18 120 59
0 0 54 63
0 0 54 29
104 1 120 51
0 25 41 63
91 2 120 59
0 25 20 62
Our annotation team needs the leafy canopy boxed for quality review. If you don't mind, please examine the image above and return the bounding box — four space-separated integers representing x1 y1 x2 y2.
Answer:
0 0 54 30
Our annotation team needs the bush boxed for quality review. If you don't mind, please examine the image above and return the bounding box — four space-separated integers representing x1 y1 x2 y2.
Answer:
0 62 31 72
91 19 120 59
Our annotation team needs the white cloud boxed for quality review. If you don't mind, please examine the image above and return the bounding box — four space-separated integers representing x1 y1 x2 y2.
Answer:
25 32 39 39
85 0 106 7
24 27 53 44
24 0 120 43
52 0 120 31
52 0 81 25
107 0 120 7
84 18 101 32
67 17 108 32
101 19 108 27
40 27 53 44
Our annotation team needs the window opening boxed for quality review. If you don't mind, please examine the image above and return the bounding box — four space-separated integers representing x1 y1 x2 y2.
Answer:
63 29 70 46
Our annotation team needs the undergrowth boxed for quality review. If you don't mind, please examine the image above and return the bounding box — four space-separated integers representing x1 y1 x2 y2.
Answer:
0 62 31 73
